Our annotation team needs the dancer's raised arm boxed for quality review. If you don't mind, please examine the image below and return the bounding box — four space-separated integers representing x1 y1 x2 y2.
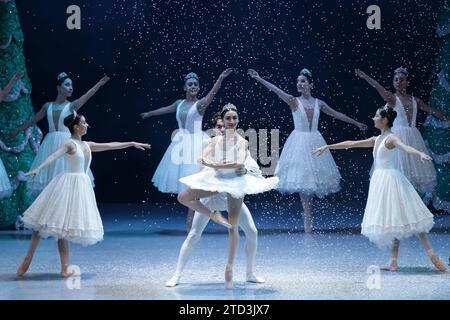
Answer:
355 69 396 105
248 69 297 110
87 141 151 152
197 68 233 115
319 100 368 130
72 75 110 111
0 72 23 103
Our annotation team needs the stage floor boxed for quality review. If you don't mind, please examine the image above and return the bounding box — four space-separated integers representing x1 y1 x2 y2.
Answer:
1 202 449 300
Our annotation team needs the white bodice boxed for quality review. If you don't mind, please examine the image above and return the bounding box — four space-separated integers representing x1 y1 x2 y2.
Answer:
293 98 320 132
175 100 203 133
393 96 417 128
47 102 72 133
373 134 395 170
67 140 92 174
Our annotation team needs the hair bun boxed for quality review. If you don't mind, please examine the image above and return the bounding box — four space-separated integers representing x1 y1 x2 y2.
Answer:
57 72 68 80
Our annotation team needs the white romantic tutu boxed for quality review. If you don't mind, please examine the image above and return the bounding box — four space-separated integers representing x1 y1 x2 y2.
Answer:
180 168 278 199
0 159 12 199
391 126 436 193
275 130 341 197
361 168 434 248
27 132 95 196
21 172 103 246
152 130 209 194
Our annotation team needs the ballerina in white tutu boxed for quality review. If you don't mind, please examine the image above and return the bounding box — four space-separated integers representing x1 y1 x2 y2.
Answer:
17 112 150 277
9 72 110 196
0 71 24 199
178 104 278 289
248 68 367 233
355 67 450 194
313 106 446 272
166 113 265 287
140 69 233 231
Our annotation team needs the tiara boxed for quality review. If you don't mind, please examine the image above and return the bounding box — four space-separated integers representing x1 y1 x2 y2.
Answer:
300 68 312 77
57 72 68 80
394 67 408 77
222 103 237 112
184 72 199 82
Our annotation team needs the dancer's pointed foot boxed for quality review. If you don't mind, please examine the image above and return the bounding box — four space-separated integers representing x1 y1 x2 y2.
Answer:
246 274 265 283
165 275 180 287
225 264 233 290
17 256 32 277
428 253 447 272
210 211 232 229
381 258 398 272
60 264 80 278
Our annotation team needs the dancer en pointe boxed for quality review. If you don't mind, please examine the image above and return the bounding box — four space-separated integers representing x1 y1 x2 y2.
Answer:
140 69 233 232
355 67 450 194
177 104 278 289
17 112 150 278
248 68 367 233
0 71 24 199
313 106 446 272
9 72 110 196
166 113 265 287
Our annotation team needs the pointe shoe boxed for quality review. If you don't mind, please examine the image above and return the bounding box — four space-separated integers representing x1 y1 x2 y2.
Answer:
429 254 447 272
381 258 398 272
17 256 32 277
225 265 233 290
210 211 232 229
165 275 180 287
246 274 265 283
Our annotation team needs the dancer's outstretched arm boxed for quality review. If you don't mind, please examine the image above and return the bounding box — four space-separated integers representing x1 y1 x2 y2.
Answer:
72 75 110 111
0 72 23 103
9 103 49 139
248 69 297 110
24 141 73 176
197 68 233 115
385 135 432 161
87 141 151 152
416 98 450 122
312 137 376 156
140 100 180 119
355 69 396 105
319 100 368 130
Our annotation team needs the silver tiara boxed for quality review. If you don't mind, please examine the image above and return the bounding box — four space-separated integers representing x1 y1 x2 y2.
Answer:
184 72 199 82
394 67 409 77
57 72 68 80
300 68 312 77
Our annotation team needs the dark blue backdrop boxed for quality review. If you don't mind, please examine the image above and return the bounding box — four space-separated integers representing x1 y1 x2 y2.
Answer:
15 0 442 204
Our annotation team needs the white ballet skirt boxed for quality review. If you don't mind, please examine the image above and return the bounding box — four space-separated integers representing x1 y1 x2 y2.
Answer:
21 139 103 246
152 100 209 194
180 136 278 198
27 102 95 196
0 158 13 199
361 134 434 248
391 96 436 193
275 98 341 197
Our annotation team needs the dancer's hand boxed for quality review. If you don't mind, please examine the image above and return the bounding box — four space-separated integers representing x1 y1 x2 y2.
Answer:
140 112 151 120
247 69 261 79
235 167 247 176
312 146 328 156
132 142 151 150
220 68 233 79
24 168 40 177
356 122 368 131
420 152 432 162
354 69 368 79
98 75 110 86
12 71 24 81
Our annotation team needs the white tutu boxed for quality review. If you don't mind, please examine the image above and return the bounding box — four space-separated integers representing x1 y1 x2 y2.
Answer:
275 131 341 197
362 134 434 248
391 126 436 193
0 159 12 199
152 130 209 194
180 168 278 199
27 132 95 196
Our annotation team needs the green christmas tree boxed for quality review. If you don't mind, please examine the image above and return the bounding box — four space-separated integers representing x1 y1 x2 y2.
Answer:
423 0 450 213
0 0 38 228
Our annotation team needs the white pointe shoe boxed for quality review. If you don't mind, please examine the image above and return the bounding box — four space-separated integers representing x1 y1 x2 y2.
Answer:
246 274 265 283
165 275 180 287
